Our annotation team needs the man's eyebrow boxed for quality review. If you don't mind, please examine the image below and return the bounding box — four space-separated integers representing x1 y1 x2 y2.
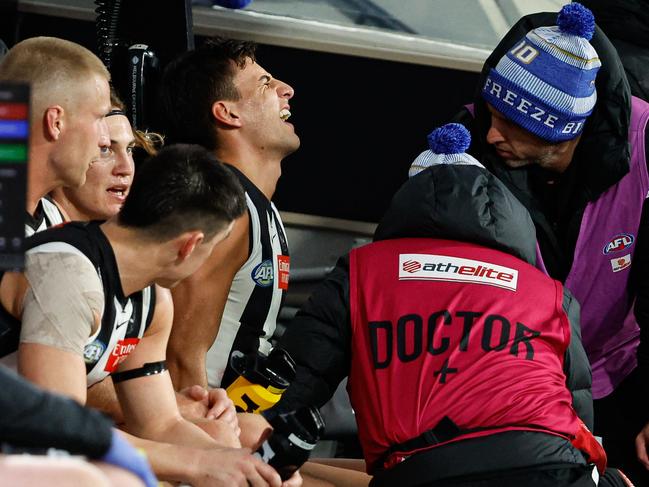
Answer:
111 138 136 145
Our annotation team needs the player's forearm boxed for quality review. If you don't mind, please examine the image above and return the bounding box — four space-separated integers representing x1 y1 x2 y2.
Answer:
128 411 220 451
121 431 202 484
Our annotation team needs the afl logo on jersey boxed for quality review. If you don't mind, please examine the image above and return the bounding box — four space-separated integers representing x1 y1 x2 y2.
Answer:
252 259 274 287
83 340 106 364
603 234 635 254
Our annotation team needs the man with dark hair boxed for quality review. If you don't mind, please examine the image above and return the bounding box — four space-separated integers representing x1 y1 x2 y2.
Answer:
117 145 243 242
452 3 649 483
1 144 299 486
160 38 300 390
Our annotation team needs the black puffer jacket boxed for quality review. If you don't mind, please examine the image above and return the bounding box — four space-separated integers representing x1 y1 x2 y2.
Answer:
278 162 593 429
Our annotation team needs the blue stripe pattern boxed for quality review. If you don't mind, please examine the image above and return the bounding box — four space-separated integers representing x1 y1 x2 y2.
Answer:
409 150 484 178
528 28 600 69
483 70 589 142
479 7 601 142
495 57 596 114
506 42 597 98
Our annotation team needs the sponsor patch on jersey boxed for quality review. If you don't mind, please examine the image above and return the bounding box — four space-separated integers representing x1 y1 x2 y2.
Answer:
104 337 140 373
603 233 635 254
252 259 274 287
610 254 632 273
277 255 290 290
399 254 518 291
83 340 106 365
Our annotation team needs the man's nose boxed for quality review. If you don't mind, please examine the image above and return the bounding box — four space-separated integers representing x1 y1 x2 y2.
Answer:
113 151 134 177
486 124 506 145
276 79 295 100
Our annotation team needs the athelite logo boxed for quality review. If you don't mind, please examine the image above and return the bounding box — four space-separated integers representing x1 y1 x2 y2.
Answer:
402 260 421 273
603 234 634 254
399 254 518 291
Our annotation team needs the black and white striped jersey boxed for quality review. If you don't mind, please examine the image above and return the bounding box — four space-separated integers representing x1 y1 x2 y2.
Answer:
25 196 65 236
206 166 290 388
13 222 156 386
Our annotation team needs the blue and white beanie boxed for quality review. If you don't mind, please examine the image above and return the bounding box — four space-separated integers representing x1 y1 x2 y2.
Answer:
409 123 483 177
481 3 601 143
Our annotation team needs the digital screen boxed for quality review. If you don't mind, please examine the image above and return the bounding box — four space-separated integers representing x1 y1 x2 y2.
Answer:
0 82 28 271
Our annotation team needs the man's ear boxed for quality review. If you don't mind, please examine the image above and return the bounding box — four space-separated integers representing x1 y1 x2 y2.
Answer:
177 231 205 262
43 106 65 141
212 100 242 128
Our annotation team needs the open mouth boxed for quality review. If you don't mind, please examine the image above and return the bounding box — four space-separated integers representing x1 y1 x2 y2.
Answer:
107 184 129 200
280 108 291 121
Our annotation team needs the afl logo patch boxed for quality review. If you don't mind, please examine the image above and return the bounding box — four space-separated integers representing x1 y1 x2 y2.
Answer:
83 341 105 364
252 259 274 287
603 234 635 254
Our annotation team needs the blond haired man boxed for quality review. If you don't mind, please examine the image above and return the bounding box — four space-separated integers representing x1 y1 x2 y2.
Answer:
0 36 111 233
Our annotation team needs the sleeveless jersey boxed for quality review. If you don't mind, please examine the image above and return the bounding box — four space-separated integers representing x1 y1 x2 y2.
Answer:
348 238 580 473
25 196 65 236
24 222 156 386
0 197 66 359
205 166 289 388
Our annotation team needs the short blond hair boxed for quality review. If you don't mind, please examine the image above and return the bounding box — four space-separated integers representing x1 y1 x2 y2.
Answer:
0 37 109 119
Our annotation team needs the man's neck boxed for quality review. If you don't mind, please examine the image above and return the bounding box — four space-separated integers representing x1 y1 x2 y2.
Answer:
27 172 56 216
27 148 59 216
216 147 282 201
48 189 81 221
100 220 158 297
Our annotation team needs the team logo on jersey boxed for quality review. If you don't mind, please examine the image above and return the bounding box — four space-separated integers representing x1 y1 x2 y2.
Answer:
83 340 106 364
399 254 518 291
610 254 632 273
603 234 635 254
252 259 274 287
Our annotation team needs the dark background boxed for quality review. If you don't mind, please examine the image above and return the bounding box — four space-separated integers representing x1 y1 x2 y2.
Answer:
0 2 479 223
